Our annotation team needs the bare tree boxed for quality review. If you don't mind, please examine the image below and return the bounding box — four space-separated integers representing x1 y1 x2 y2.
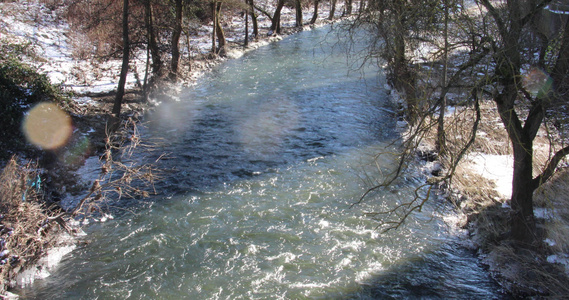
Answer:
144 0 162 78
310 0 320 24
270 0 285 34
344 0 353 16
170 0 183 79
478 0 569 243
112 0 130 121
211 0 227 54
328 0 336 20
295 0 303 27
348 0 569 245
248 0 259 37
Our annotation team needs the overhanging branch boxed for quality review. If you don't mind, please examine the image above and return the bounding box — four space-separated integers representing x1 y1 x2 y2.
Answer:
532 145 569 190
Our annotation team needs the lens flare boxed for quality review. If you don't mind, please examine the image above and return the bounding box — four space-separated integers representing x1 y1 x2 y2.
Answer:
522 67 552 97
63 136 92 166
238 98 300 157
23 102 72 150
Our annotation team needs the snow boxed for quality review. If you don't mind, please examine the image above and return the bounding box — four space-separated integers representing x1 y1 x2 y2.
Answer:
445 105 456 117
0 1 142 95
547 254 569 273
1 0 344 104
14 243 76 287
469 153 513 199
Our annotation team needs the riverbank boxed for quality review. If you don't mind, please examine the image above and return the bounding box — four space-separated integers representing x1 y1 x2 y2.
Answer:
0 0 347 295
389 56 569 298
4 1 568 298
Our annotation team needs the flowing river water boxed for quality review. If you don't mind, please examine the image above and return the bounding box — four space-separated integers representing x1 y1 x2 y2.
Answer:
18 26 505 299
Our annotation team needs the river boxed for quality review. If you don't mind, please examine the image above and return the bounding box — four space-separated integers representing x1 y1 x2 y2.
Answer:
16 26 506 299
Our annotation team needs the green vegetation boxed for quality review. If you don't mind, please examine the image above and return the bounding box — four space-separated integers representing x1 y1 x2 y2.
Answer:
0 42 71 159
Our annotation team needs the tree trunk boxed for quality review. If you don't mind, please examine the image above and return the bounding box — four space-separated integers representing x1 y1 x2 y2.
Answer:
144 0 162 77
244 7 249 47
211 1 216 53
112 0 130 119
295 0 302 27
392 6 417 122
436 1 449 155
248 0 258 38
496 83 537 243
328 0 336 20
344 0 352 16
170 0 183 80
310 0 319 24
511 138 537 242
186 30 192 72
358 0 366 13
215 2 226 54
270 0 285 34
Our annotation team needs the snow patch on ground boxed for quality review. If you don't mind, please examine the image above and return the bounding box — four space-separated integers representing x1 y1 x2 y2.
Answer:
547 254 569 273
469 153 513 199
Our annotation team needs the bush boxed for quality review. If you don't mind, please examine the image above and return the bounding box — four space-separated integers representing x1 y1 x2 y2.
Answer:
0 157 60 293
0 42 70 159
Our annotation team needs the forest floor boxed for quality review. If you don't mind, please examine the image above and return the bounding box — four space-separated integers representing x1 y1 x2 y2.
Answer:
2 0 569 298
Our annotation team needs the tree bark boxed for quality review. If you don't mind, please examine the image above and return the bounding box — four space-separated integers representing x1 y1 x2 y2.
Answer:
248 0 259 38
144 0 162 77
295 0 303 27
328 0 336 20
344 0 352 16
358 0 365 13
310 0 319 24
270 0 285 34
496 87 537 242
112 0 130 119
211 1 217 53
436 0 449 155
245 7 249 47
392 2 417 122
170 0 183 80
215 1 226 54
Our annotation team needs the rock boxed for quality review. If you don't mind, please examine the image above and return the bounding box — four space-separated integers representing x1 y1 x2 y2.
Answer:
417 149 438 162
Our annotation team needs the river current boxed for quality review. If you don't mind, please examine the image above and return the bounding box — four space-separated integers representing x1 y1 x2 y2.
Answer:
17 26 505 299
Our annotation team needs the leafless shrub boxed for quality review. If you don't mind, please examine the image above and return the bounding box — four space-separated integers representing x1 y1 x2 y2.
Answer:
67 31 95 61
70 118 161 218
0 157 60 293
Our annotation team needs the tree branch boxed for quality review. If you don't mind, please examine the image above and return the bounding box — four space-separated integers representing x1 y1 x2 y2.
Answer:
253 4 273 22
532 145 569 190
519 0 553 27
480 0 507 39
523 100 544 141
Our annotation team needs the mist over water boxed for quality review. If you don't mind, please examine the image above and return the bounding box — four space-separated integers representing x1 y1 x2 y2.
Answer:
16 26 504 299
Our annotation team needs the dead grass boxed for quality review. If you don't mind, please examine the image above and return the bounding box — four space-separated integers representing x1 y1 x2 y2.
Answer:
534 169 569 254
484 242 569 297
0 157 62 294
429 100 569 296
